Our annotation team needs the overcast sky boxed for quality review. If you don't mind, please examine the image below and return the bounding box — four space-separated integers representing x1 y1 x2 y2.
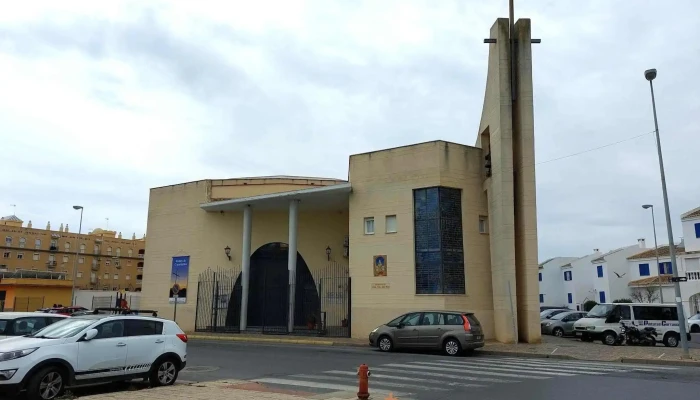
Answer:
1 0 698 260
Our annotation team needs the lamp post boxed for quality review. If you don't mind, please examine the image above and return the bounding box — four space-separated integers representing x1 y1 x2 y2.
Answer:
642 204 664 303
644 68 689 357
70 205 84 306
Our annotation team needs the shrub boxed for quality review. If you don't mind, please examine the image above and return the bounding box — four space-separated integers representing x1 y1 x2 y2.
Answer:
583 300 598 311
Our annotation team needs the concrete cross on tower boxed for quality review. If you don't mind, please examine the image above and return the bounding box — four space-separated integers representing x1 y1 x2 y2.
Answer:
485 0 541 102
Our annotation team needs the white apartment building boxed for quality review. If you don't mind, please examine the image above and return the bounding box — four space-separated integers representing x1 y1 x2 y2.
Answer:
538 257 577 307
625 206 700 317
590 240 649 304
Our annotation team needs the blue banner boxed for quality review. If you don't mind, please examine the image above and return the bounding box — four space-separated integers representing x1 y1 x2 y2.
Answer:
169 255 189 304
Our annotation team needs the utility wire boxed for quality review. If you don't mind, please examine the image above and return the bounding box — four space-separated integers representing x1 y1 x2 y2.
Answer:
534 130 655 167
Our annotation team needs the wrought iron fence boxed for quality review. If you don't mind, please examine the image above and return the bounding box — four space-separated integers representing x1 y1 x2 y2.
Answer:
193 261 350 338
195 266 242 333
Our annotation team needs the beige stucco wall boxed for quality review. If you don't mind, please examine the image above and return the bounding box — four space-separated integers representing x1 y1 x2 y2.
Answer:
142 180 349 333
348 141 493 340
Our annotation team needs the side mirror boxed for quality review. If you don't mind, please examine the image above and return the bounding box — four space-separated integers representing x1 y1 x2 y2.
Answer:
83 329 98 341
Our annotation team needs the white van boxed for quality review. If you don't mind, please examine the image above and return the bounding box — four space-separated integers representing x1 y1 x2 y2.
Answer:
572 303 690 347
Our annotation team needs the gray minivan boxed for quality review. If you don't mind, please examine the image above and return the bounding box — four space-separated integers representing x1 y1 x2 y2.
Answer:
368 310 485 356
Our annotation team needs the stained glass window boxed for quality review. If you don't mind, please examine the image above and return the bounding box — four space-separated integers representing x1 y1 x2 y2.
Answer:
413 187 465 294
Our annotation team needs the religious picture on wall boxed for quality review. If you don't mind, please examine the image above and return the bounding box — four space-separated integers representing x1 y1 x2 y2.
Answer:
373 255 387 277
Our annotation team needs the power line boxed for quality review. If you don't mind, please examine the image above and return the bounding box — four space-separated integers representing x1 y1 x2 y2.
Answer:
534 130 655 167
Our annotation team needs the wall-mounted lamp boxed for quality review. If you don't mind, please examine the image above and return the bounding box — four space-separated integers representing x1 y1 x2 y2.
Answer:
224 246 231 260
326 246 331 261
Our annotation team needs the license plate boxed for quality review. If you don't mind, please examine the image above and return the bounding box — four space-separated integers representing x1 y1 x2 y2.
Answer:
575 331 581 336
475 335 482 340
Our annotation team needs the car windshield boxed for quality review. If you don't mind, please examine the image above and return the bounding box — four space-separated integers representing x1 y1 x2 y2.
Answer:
550 312 570 320
690 314 700 320
587 304 615 318
386 314 406 327
29 318 95 339
540 310 557 317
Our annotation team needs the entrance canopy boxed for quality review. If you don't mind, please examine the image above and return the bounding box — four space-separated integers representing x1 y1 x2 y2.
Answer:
200 182 351 212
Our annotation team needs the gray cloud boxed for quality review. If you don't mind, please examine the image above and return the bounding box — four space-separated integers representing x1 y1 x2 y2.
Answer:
1 0 698 260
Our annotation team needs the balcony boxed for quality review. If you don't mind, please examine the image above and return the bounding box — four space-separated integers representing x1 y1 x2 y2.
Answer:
688 271 700 281
46 261 57 269
91 263 100 271
49 246 58 252
90 276 97 284
51 233 61 239
137 254 144 259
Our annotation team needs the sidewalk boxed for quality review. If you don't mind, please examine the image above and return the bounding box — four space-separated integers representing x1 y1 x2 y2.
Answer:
188 332 700 366
76 380 360 400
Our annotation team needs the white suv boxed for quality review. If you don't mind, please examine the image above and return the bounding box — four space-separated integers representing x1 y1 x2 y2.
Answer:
0 314 187 400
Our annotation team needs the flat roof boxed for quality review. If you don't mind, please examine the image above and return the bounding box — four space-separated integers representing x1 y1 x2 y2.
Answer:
200 182 352 212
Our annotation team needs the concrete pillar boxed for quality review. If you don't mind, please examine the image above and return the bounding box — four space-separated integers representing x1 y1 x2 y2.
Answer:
239 205 252 330
287 199 299 332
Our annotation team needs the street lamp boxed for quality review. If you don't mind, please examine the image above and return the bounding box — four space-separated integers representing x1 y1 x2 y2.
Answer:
642 204 663 303
644 68 690 357
70 205 84 307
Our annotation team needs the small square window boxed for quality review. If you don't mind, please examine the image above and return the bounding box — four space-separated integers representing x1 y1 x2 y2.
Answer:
479 216 488 234
103 273 109 279
105 260 111 266
364 217 375 235
78 257 84 264
77 271 83 278
385 215 397 233
63 255 69 263
17 252 24 260
33 253 40 261
2 252 10 259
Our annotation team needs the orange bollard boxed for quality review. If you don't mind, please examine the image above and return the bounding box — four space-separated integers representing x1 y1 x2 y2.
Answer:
357 364 370 400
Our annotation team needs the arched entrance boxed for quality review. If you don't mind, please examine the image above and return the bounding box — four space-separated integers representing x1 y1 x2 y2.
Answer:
228 242 319 333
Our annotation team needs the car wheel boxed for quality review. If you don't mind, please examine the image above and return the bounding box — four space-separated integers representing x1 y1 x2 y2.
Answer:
150 358 179 387
602 331 617 345
664 333 679 348
552 328 564 337
443 338 463 356
378 335 393 352
26 366 65 400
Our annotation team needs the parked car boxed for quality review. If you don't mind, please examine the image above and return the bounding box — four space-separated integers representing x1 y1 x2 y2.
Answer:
368 310 484 356
688 313 700 333
0 314 188 400
541 311 588 337
0 312 68 340
540 308 568 320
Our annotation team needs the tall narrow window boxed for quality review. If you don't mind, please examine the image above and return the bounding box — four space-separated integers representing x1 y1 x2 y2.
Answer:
35 239 41 249
596 265 603 278
385 215 397 233
478 216 488 234
4 236 11 246
19 237 26 248
413 186 465 294
363 217 375 235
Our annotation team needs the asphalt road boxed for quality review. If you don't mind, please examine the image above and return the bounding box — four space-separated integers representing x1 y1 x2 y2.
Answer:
174 340 700 400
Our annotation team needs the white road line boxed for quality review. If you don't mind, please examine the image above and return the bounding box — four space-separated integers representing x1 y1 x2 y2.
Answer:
291 374 450 392
412 361 577 377
496 357 678 371
436 359 607 375
449 358 628 373
252 378 410 397
381 363 550 380
322 370 486 388
370 366 517 383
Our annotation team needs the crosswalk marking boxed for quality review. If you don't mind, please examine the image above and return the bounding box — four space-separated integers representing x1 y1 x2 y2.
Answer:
497 357 678 371
250 356 679 398
369 366 516 383
437 359 608 375
412 361 578 377
323 370 487 388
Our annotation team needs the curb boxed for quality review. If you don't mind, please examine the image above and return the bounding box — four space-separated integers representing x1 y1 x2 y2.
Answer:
476 350 576 360
188 334 340 346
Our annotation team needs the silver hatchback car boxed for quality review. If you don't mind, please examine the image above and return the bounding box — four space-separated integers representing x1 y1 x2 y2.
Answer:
369 310 485 356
